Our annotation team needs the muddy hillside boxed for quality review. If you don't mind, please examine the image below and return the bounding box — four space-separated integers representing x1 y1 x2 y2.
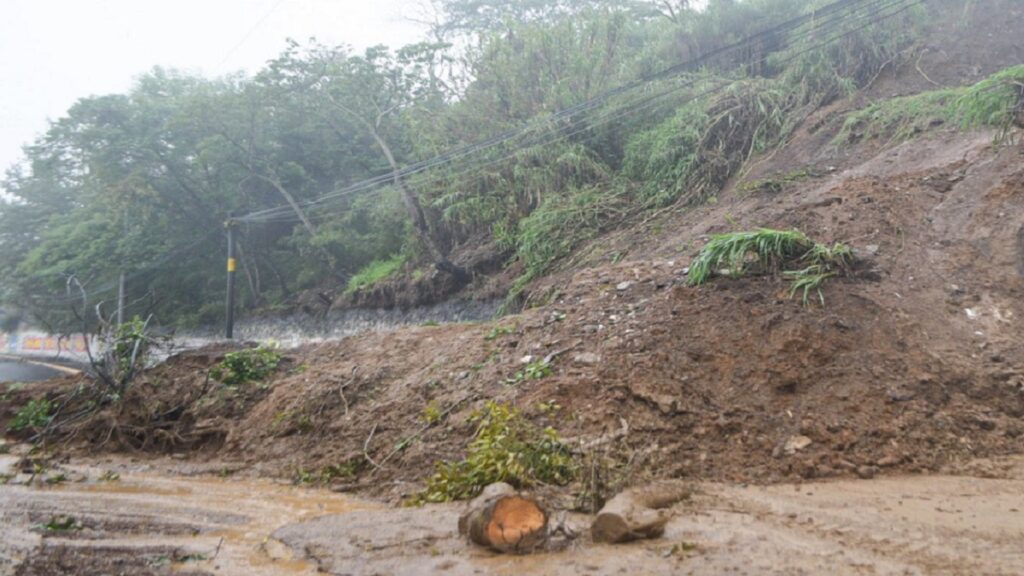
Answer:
4 0 1024 505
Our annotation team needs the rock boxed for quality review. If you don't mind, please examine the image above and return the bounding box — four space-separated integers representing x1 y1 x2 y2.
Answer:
877 455 901 468
783 436 814 455
573 352 601 365
856 465 879 480
0 455 19 478
616 281 634 291
862 244 880 256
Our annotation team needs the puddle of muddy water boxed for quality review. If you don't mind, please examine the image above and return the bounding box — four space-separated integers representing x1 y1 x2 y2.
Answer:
28 466 376 575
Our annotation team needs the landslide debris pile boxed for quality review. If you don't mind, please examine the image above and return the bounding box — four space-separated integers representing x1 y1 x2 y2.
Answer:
4 0 1024 502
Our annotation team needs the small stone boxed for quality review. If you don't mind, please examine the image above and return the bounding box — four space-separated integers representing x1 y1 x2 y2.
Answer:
877 455 901 468
856 465 879 480
616 281 633 291
784 435 814 455
862 244 880 256
573 352 601 365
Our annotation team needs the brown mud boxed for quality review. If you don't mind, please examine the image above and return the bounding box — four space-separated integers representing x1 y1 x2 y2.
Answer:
2 453 1023 575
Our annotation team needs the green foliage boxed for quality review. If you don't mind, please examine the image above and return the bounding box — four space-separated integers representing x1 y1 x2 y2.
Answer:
38 515 81 532
837 65 1024 144
507 359 554 385
687 229 812 285
211 345 282 386
485 324 516 341
8 399 54 432
688 229 852 305
510 184 629 298
410 401 575 504
422 401 443 425
345 254 406 295
0 0 929 326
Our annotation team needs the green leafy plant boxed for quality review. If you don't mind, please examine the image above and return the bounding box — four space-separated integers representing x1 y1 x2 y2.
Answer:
688 229 853 305
8 398 54 432
506 359 554 385
211 345 282 386
409 401 576 504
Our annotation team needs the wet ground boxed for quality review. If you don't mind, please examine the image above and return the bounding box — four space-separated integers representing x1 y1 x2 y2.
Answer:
1 451 1022 575
0 360 65 384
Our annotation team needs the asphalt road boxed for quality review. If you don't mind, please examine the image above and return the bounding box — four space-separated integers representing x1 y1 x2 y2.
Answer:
0 361 63 383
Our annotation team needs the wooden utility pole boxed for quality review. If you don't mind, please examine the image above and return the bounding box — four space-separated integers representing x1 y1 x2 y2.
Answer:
225 215 237 339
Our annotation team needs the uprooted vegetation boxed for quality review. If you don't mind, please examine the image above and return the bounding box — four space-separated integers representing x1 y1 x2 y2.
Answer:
687 229 854 305
410 401 576 505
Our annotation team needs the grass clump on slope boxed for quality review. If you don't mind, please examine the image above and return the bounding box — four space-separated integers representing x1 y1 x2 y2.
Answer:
837 65 1024 144
687 228 853 305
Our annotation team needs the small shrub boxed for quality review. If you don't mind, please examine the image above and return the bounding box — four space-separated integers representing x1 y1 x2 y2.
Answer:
211 345 282 386
8 399 53 432
688 229 852 305
409 401 576 504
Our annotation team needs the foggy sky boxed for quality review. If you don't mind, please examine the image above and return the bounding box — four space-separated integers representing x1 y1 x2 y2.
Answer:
0 0 426 184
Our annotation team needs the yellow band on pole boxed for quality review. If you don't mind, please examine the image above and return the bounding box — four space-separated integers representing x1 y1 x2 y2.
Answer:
227 258 237 272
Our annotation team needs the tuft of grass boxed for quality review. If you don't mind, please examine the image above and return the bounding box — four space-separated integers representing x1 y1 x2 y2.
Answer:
345 254 406 295
688 229 852 305
210 345 281 386
687 229 812 285
408 401 575 504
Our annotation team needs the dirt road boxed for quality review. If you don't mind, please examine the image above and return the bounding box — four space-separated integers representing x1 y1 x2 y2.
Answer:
2 451 1022 576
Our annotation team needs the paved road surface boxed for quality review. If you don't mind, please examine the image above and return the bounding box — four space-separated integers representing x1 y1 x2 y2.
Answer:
0 361 63 384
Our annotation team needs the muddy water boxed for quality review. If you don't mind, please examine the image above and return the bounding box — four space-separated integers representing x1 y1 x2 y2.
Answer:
0 461 374 576
3 456 1024 575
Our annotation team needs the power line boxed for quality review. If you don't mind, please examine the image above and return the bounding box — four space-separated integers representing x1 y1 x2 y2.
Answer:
218 0 290 69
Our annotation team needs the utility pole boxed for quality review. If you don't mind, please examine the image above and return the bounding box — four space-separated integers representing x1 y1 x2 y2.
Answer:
116 271 125 326
117 215 127 326
225 214 237 340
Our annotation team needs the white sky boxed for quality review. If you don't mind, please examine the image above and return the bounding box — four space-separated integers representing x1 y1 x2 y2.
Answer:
0 0 427 181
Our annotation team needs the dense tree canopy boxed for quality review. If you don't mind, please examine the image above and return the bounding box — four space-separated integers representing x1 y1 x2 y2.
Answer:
0 0 922 331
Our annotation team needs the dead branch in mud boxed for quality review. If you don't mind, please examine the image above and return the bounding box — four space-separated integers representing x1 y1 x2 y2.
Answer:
363 423 381 470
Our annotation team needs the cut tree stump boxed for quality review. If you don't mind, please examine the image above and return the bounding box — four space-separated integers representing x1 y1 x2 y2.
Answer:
591 480 691 544
458 483 549 553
